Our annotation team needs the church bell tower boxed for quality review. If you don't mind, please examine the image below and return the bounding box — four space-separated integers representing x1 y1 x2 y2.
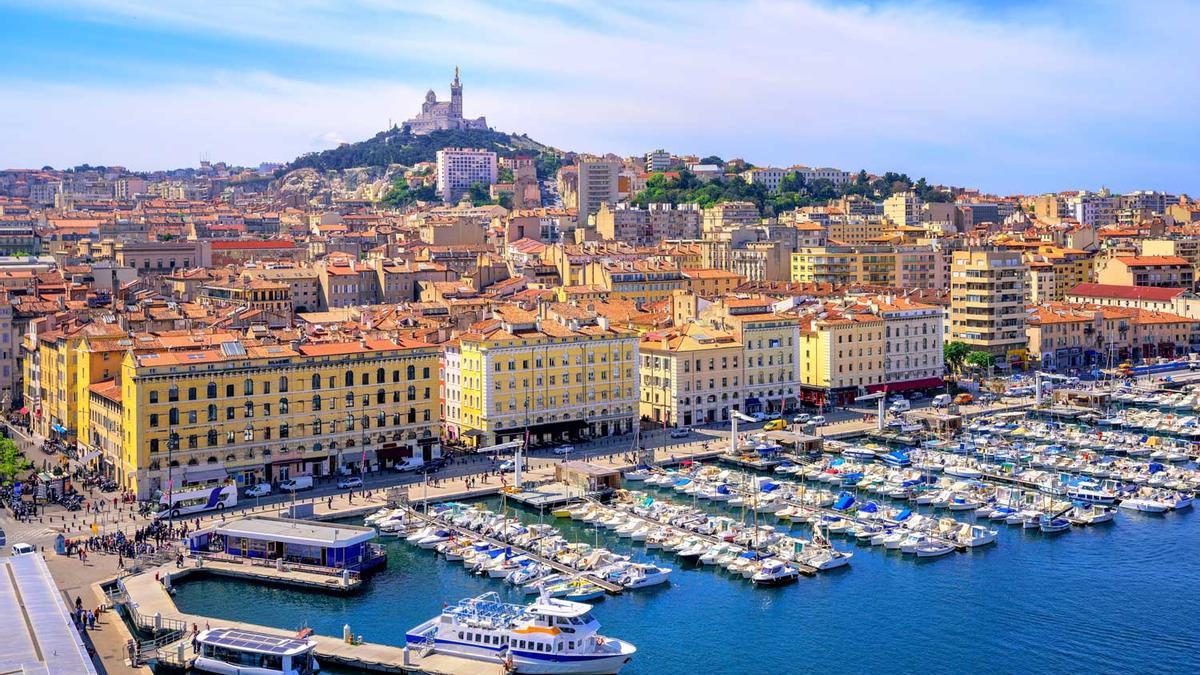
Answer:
449 66 463 119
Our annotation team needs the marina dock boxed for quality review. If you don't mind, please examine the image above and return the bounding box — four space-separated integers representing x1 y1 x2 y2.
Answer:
403 505 625 594
604 496 819 576
116 565 505 675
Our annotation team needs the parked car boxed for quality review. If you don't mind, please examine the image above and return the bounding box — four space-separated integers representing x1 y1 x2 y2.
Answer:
10 543 35 556
979 393 998 404
244 483 272 498
889 399 912 413
669 428 690 439
764 411 783 421
792 413 811 424
552 445 575 456
279 475 314 492
499 459 525 472
337 476 364 490
394 459 424 473
931 394 951 408
953 393 974 405
810 415 826 426
909 391 926 400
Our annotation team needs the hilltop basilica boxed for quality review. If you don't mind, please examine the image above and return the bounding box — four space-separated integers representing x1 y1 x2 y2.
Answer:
402 68 488 135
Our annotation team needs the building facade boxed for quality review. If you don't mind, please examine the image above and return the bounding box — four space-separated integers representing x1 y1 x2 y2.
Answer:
436 148 498 204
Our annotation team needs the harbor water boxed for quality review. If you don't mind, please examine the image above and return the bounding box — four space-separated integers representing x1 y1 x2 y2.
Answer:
173 494 1200 673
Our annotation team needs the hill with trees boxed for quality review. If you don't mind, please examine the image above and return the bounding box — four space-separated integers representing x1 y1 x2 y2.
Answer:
282 126 558 174
631 168 952 214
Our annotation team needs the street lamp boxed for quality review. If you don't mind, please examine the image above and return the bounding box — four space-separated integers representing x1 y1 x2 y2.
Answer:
166 430 179 522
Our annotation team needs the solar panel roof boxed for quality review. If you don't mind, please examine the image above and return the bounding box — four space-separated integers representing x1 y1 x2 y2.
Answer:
202 628 313 655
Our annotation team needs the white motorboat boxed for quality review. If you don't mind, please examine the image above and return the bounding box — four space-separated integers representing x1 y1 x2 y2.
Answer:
801 547 853 570
915 540 955 558
957 524 998 547
617 564 672 590
406 591 636 674
1118 497 1169 513
750 559 800 586
1066 505 1116 525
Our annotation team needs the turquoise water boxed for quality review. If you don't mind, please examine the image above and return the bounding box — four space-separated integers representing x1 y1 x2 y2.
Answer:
173 493 1200 674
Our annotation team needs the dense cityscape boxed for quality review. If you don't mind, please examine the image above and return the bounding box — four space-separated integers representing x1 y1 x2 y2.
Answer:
2 13 1199 675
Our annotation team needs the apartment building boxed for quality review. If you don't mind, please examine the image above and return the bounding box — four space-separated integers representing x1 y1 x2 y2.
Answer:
644 149 672 173
949 249 1028 362
1097 256 1194 289
871 296 945 391
436 148 498 203
594 203 700 244
701 296 800 414
701 201 759 237
1027 303 1200 370
116 337 440 498
443 306 639 448
638 323 743 427
798 308 885 407
576 159 621 228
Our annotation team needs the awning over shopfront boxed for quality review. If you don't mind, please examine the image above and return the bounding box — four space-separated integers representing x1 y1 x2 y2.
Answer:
376 445 414 462
50 423 67 434
867 377 944 394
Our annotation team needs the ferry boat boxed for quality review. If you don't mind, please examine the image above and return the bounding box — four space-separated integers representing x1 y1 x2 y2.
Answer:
406 591 636 674
193 627 318 675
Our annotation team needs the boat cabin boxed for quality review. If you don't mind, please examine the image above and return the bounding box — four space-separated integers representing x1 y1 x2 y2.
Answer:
187 516 386 572
194 627 318 675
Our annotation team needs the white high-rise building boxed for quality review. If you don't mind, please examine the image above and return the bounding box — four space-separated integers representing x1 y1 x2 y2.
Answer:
577 159 621 227
436 148 498 204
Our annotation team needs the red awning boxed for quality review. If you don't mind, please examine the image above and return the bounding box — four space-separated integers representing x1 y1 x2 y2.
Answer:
867 376 945 394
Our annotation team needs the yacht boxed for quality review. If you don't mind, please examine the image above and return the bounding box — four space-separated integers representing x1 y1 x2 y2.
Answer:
194 627 318 675
750 559 800 586
406 592 636 674
616 564 672 590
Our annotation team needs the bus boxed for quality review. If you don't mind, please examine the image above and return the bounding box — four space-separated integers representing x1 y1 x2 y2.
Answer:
153 481 237 519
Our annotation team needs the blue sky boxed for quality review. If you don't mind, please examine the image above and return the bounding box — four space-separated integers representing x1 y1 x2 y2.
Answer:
1 0 1196 195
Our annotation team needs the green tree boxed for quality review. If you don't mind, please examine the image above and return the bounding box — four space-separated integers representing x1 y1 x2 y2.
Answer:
699 155 725 167
498 167 514 183
467 181 492 206
965 351 996 371
0 437 29 486
943 341 970 372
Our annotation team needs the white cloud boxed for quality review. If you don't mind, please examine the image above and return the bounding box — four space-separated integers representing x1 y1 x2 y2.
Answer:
5 0 1198 192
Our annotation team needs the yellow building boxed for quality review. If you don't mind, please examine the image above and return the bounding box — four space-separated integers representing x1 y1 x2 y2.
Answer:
638 323 743 427
790 247 897 286
442 305 640 448
584 261 687 306
700 296 801 414
798 308 885 407
116 336 441 498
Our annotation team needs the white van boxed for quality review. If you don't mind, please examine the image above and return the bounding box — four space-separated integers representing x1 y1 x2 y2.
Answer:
279 475 314 492
889 399 912 413
931 394 951 408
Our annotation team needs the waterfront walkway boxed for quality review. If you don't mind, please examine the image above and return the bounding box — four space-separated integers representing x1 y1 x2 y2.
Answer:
119 564 504 674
